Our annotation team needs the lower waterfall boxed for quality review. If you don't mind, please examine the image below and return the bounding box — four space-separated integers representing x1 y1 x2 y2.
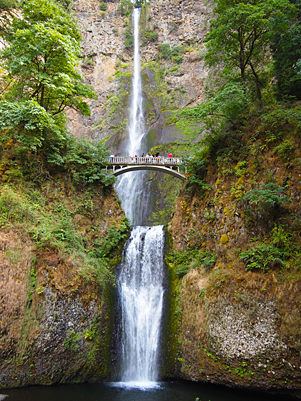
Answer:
117 225 165 385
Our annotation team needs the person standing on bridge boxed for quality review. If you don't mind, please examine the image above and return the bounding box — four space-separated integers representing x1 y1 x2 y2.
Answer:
168 153 172 164
110 153 114 162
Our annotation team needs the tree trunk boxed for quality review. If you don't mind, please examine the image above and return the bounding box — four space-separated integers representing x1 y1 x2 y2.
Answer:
249 62 263 109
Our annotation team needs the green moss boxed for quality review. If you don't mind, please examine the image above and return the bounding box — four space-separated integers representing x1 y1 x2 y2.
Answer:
220 234 229 244
161 227 182 377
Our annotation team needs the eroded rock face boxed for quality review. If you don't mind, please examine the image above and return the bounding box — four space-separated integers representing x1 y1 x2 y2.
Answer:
0 185 126 388
165 143 301 391
67 0 213 154
0 234 33 361
67 0 126 141
206 300 285 360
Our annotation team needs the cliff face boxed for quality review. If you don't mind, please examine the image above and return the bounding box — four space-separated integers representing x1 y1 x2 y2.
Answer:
68 0 212 154
67 0 213 225
165 117 301 393
0 181 127 388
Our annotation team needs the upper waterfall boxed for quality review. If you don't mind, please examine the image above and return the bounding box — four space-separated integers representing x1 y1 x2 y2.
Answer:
128 7 145 157
114 7 147 225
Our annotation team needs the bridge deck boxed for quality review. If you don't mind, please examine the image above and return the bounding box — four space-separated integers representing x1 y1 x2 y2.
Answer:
107 156 182 165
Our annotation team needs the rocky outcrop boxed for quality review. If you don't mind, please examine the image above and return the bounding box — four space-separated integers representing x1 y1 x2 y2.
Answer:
68 0 213 154
0 183 127 388
165 123 301 392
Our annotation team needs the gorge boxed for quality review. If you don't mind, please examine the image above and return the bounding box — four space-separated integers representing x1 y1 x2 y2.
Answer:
0 0 301 400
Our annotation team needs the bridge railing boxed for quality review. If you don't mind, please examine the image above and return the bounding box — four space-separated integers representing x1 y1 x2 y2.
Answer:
107 156 183 165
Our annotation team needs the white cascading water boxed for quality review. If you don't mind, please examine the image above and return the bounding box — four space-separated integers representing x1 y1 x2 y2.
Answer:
115 7 147 225
118 226 164 384
114 7 165 386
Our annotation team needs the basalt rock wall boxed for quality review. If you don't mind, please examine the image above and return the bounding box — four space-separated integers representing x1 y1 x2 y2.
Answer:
163 121 301 397
0 182 127 388
68 0 212 155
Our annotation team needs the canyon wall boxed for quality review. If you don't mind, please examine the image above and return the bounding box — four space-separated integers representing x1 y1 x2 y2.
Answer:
164 119 301 395
68 0 212 154
67 0 214 224
0 182 127 388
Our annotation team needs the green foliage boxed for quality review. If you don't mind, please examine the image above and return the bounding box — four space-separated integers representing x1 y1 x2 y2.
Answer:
240 243 285 271
30 268 37 288
0 124 115 187
260 103 301 134
0 185 128 289
205 0 296 106
84 328 96 340
0 100 65 151
0 0 18 9
124 26 134 48
242 182 291 212
175 264 190 279
99 1 107 11
170 248 216 279
270 225 291 256
274 139 294 161
0 0 96 117
200 253 216 270
118 0 133 16
0 0 109 187
58 137 116 187
158 43 184 63
64 330 81 351
180 82 251 130
271 0 301 99
141 28 158 45
184 153 209 192
54 0 73 10
89 216 130 259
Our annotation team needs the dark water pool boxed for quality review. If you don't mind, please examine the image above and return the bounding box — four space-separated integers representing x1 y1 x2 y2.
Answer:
2 380 290 401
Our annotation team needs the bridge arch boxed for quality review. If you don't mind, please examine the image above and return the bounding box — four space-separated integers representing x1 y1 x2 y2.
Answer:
111 164 186 180
106 156 187 180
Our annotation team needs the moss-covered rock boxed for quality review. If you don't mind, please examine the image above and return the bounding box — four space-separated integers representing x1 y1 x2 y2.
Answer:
166 116 301 391
0 179 129 389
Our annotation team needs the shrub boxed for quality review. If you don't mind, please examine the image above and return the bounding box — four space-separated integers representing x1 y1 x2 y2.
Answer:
142 29 158 45
118 0 133 16
172 249 216 279
99 1 107 11
198 252 216 270
158 44 184 62
240 244 285 271
124 26 134 48
175 265 190 278
242 182 291 213
147 31 158 42
274 139 294 161
0 0 18 9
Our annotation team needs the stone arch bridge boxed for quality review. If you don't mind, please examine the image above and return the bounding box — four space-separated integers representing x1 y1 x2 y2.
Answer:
106 157 187 180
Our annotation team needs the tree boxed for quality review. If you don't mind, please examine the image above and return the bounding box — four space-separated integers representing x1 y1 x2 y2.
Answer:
0 0 19 38
0 0 111 187
0 0 96 118
205 0 296 107
0 0 18 10
271 0 301 99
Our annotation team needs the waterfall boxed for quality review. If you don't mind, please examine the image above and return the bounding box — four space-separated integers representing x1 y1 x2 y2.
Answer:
118 226 165 384
113 6 165 387
115 7 146 225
